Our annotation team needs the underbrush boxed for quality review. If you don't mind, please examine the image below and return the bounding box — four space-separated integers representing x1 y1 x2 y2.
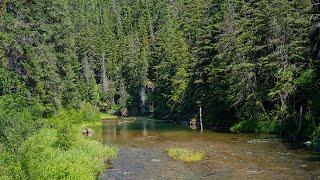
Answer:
100 112 118 119
166 147 205 162
0 101 118 180
311 127 320 151
18 128 117 180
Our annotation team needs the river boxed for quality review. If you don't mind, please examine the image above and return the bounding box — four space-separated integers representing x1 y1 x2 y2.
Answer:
91 117 320 179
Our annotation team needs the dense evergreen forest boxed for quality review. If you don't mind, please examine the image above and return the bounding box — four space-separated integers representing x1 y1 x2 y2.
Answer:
2 0 320 179
1 0 320 157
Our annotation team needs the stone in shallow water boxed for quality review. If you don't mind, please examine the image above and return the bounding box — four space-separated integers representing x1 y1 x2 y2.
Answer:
202 172 215 177
152 159 160 162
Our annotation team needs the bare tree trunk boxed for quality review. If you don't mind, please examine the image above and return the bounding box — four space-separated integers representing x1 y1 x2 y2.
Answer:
101 54 109 94
118 81 128 107
140 85 147 115
146 2 155 48
294 106 304 141
83 56 90 84
199 106 203 132
113 0 122 37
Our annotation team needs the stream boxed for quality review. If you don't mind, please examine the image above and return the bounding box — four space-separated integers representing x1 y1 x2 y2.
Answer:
91 117 320 179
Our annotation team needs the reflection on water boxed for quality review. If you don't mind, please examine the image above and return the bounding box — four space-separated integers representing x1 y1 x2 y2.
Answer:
92 117 320 179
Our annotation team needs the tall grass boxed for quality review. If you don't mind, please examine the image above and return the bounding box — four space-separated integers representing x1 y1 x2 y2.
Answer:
18 128 117 180
0 102 118 180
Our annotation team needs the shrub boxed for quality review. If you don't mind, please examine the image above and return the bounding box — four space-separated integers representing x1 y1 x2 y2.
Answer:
100 112 118 119
231 113 277 133
78 103 100 123
1 102 118 179
46 104 101 150
0 151 26 180
311 127 320 151
166 148 205 162
18 128 117 180
0 94 42 151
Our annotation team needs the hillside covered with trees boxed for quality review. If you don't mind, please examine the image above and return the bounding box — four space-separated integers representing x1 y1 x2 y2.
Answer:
1 0 320 151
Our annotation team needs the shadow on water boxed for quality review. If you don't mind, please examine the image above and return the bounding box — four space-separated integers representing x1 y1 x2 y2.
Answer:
91 117 320 179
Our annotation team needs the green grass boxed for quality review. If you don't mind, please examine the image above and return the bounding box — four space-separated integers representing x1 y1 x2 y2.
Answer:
16 126 117 180
100 112 118 120
0 104 119 180
166 147 205 162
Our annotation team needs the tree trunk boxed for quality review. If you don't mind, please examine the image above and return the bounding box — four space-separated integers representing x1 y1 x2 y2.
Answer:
101 54 109 94
199 106 203 132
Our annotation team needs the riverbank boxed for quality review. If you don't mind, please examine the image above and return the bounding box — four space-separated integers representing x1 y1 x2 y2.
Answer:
0 104 118 180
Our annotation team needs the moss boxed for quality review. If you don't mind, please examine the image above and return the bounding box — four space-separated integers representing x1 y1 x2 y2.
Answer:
166 147 205 162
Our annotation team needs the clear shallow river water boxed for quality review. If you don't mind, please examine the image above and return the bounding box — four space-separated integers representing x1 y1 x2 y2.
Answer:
91 117 320 180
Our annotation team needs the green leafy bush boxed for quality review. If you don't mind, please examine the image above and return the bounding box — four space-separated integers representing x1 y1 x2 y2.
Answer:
0 151 26 180
231 113 277 133
0 102 117 179
0 94 42 151
78 103 101 123
231 119 257 133
18 128 117 180
311 127 320 151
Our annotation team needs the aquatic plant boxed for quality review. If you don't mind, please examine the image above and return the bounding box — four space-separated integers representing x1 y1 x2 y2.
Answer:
166 148 205 162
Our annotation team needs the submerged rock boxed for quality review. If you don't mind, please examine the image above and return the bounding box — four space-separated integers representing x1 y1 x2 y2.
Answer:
152 159 161 162
115 120 124 125
247 138 282 144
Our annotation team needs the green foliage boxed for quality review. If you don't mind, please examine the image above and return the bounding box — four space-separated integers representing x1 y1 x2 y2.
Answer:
0 151 26 180
296 69 315 87
1 0 320 151
231 113 276 133
311 127 320 151
46 103 100 150
18 128 117 180
166 147 205 162
0 105 117 179
100 112 118 119
0 94 42 151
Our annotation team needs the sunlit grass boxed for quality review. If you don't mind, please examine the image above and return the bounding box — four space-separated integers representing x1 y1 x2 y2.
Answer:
16 128 118 180
166 147 205 162
100 112 117 120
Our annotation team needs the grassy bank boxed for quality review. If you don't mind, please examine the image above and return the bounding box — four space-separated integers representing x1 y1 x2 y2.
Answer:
100 112 118 120
0 99 118 180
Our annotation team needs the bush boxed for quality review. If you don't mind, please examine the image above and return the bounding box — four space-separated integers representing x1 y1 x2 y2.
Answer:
0 151 26 180
231 113 276 133
0 102 118 179
78 103 101 123
0 94 42 151
166 148 205 162
311 127 320 151
18 128 117 180
231 119 256 133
